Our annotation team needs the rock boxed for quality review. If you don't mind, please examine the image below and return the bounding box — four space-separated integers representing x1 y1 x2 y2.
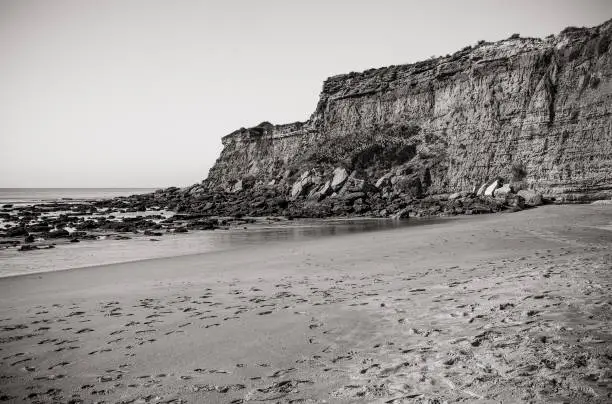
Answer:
467 204 493 214
391 208 411 219
189 185 204 195
448 192 461 201
290 180 303 198
494 183 512 198
517 189 543 206
291 171 313 199
26 224 51 233
331 167 349 191
144 230 163 237
393 175 422 198
231 180 243 193
201 202 214 211
47 229 70 238
476 183 488 196
187 219 219 230
250 197 266 208
506 194 525 208
484 179 501 196
342 192 366 202
375 173 392 189
6 226 28 237
318 180 333 198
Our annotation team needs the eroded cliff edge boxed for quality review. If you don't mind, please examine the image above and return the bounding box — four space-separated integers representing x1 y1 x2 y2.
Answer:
205 20 611 203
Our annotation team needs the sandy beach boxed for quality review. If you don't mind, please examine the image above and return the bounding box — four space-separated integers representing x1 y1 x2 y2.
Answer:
0 205 611 403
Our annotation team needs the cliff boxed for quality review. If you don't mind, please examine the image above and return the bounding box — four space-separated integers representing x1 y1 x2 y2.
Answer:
204 19 612 207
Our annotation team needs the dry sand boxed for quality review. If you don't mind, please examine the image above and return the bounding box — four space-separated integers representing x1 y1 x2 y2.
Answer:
0 205 611 403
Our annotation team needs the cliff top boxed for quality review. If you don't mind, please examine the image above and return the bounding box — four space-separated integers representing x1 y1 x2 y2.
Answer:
220 17 612 143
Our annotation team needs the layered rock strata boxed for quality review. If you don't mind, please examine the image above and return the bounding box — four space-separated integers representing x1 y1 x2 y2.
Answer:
203 19 612 210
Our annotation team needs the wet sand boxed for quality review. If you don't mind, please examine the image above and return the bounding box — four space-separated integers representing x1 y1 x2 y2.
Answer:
0 205 611 403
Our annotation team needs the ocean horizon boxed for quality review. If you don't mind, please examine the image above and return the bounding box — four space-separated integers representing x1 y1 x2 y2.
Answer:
0 187 158 204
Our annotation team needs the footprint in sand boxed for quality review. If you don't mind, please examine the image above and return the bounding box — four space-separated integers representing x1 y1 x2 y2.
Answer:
48 361 70 370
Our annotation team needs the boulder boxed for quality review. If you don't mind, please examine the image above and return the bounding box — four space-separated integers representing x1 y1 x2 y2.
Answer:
200 202 214 211
342 192 366 202
393 175 422 198
484 179 501 196
506 194 525 209
467 204 492 214
318 180 332 197
476 183 487 196
517 189 543 206
290 171 314 199
47 229 70 238
231 180 243 193
189 185 204 196
494 183 512 198
375 173 392 189
391 208 411 219
144 230 163 237
308 180 332 201
331 167 349 191
448 192 461 201
290 180 302 198
26 223 51 233
6 226 28 237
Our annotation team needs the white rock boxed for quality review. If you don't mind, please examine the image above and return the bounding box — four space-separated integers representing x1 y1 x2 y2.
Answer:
290 181 302 198
375 173 392 189
494 183 512 197
291 172 312 198
319 180 332 197
231 180 243 193
331 167 349 191
476 183 487 196
484 179 501 196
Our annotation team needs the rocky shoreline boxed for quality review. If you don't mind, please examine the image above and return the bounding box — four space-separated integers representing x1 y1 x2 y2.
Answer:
0 173 546 253
0 199 259 253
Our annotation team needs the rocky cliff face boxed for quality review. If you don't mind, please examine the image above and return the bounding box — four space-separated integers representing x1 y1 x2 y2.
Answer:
204 19 612 207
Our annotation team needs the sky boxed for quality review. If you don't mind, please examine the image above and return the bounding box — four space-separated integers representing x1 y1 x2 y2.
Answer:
1 0 610 188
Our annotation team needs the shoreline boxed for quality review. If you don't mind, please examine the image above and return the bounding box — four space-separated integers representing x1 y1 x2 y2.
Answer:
0 215 453 279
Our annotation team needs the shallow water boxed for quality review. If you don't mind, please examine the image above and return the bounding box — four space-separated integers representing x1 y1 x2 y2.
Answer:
0 218 447 278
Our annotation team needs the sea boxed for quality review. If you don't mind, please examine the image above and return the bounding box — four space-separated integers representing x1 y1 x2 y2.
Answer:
0 188 157 205
0 188 444 278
